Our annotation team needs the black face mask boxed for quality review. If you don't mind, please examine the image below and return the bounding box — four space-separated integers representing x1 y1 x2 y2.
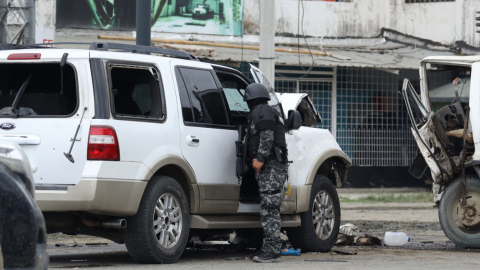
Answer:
247 99 268 110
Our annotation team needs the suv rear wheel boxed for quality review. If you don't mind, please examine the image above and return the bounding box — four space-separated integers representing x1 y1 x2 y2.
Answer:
287 175 340 252
124 176 190 263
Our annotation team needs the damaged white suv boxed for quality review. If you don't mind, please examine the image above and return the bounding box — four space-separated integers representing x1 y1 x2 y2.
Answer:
0 42 350 263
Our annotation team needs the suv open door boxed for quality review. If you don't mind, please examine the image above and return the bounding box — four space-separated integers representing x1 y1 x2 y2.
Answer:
402 78 448 181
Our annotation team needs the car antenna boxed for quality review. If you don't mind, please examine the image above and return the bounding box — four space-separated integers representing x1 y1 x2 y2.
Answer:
60 53 68 95
64 107 87 163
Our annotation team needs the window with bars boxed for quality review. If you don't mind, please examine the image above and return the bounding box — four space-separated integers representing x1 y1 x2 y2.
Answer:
405 0 454 3
274 80 333 131
336 68 420 166
222 61 422 167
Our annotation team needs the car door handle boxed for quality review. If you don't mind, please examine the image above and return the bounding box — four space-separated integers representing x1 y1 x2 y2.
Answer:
186 135 200 147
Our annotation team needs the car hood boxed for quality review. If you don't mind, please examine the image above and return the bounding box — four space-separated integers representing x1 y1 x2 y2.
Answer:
278 93 308 116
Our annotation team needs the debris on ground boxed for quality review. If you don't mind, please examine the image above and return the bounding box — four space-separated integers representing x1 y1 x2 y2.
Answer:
336 223 358 245
281 248 301 256
339 223 358 236
356 234 382 246
336 234 355 245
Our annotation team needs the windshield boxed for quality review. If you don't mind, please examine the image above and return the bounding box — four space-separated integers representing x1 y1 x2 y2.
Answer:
426 63 471 112
251 69 281 106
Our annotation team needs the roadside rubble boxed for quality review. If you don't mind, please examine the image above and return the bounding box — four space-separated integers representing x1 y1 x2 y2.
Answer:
336 223 383 246
356 234 382 246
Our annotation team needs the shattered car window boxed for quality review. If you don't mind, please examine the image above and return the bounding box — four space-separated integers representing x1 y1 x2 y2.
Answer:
426 64 471 112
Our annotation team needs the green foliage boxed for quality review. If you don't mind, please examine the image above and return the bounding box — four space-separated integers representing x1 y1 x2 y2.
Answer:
339 192 433 203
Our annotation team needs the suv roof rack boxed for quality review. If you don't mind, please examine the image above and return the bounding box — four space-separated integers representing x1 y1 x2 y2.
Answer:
0 42 199 61
89 42 199 61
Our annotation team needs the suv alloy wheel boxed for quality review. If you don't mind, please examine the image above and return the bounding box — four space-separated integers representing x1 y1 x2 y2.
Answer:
286 175 341 252
124 176 190 263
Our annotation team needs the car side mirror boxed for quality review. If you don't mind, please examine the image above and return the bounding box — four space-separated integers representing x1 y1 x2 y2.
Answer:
287 110 302 131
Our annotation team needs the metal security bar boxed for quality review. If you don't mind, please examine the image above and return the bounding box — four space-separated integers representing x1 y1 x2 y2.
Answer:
274 65 335 132
336 67 419 166
229 61 420 167
300 81 333 131
337 128 417 166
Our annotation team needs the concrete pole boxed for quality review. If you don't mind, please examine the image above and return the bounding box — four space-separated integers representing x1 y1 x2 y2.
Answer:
259 0 275 84
0 0 8 43
136 0 152 46
24 0 35 44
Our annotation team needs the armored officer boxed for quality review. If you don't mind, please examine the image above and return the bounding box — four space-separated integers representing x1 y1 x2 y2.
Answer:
244 83 288 263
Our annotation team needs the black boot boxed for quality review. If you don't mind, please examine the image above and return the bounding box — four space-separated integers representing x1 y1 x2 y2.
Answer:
248 250 263 260
253 253 281 263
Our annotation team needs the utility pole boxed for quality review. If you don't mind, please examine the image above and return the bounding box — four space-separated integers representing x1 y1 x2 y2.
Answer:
259 0 275 84
24 0 35 44
0 0 7 43
136 0 151 46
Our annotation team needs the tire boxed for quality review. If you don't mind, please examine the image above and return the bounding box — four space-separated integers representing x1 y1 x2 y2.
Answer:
439 175 480 248
124 176 190 263
287 175 340 252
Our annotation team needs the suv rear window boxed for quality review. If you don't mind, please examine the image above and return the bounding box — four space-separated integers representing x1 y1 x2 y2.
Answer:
0 63 77 117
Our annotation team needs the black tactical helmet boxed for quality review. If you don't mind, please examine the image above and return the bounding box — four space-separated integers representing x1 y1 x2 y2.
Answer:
243 83 271 102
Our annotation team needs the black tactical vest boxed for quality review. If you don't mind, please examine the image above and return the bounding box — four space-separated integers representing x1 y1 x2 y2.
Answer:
246 104 288 163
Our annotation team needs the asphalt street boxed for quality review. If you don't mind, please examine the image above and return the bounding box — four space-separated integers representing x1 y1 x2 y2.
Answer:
46 189 480 269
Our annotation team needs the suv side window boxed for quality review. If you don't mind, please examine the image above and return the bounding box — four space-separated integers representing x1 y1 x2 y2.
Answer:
175 68 194 122
109 64 165 120
215 71 250 126
177 67 229 126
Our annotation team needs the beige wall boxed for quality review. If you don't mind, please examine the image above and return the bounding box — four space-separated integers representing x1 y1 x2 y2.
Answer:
244 0 480 47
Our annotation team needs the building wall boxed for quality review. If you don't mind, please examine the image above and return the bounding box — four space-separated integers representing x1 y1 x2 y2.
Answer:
244 0 388 36
244 0 480 47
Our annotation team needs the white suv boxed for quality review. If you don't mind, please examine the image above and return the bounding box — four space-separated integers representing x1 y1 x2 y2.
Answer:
0 42 351 263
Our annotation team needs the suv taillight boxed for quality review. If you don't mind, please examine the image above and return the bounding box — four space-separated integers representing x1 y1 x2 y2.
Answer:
87 126 120 161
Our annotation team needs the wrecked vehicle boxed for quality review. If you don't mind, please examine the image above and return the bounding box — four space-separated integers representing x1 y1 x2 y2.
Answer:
0 42 350 263
403 56 480 248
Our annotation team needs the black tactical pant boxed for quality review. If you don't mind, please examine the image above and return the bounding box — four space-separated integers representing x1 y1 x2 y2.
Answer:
256 159 288 255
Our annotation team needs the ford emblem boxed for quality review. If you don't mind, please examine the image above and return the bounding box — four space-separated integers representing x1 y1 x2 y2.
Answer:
0 123 16 130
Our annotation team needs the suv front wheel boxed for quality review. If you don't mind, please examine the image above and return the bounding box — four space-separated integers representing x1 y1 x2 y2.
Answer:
287 175 340 252
124 176 190 263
